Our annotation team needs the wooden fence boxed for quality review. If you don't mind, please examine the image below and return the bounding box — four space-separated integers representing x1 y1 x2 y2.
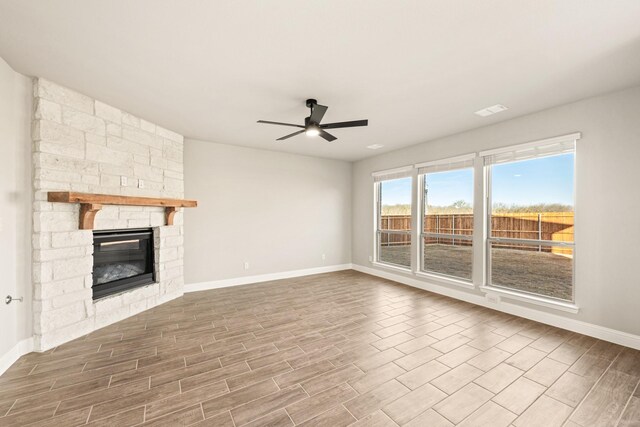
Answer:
380 212 574 254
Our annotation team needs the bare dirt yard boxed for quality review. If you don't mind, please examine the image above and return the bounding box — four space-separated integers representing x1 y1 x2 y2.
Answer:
379 244 573 301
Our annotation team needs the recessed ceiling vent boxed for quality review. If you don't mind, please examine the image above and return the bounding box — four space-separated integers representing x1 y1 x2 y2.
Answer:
474 104 508 117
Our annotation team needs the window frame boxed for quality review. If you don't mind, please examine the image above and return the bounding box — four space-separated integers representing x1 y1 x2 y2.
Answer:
482 142 578 307
417 163 475 284
369 133 580 313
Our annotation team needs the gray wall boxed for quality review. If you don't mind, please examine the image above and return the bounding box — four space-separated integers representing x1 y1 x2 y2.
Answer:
184 140 352 284
0 57 32 357
352 85 640 336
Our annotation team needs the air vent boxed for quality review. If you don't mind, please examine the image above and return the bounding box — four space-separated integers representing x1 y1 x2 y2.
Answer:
475 104 508 117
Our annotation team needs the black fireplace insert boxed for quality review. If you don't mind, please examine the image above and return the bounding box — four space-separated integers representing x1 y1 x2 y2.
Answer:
92 228 155 299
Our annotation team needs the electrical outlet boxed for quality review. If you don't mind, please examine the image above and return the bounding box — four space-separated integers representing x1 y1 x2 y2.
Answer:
486 293 500 304
321 253 326 261
369 255 373 262
121 176 128 186
244 261 249 270
138 179 145 189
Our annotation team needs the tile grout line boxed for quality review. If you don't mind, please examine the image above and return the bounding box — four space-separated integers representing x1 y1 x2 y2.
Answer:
545 391 579 410
341 403 360 424
613 376 640 427
379 407 403 426
563 350 621 426
198 402 205 424
52 401 62 418
84 405 93 424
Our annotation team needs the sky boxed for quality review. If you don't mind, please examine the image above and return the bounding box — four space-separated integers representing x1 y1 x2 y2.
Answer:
426 168 473 206
380 153 575 207
491 153 574 206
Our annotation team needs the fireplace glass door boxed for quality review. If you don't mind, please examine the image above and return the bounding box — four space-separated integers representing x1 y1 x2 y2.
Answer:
92 228 155 299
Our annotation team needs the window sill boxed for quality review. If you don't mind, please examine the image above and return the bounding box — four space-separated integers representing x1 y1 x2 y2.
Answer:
371 261 412 274
480 285 579 314
415 271 475 290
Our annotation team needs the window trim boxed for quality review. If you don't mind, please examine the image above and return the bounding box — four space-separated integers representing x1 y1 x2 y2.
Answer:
415 153 476 172
479 132 581 159
372 259 415 274
372 165 413 181
479 285 579 313
415 271 476 289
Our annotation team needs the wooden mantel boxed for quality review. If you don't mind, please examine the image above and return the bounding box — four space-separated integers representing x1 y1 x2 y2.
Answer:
47 192 198 230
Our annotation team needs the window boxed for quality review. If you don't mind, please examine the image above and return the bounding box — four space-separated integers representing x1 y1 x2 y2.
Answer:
484 136 576 302
370 133 579 310
417 155 475 281
374 168 413 269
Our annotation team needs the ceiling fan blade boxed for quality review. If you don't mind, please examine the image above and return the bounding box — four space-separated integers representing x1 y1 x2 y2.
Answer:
276 129 305 141
321 119 368 129
318 129 337 142
257 120 304 128
309 104 328 124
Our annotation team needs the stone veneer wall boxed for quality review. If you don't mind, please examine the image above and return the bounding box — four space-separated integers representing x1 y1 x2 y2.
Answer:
32 78 185 351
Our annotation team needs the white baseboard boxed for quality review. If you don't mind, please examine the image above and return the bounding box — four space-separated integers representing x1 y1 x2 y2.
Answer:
353 264 640 350
185 264 354 293
0 337 34 376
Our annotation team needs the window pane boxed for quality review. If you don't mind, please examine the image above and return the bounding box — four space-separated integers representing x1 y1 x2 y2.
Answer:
424 169 473 235
421 168 474 280
490 242 573 301
378 232 411 268
488 153 575 300
423 236 472 280
377 177 412 268
380 177 412 229
490 153 574 242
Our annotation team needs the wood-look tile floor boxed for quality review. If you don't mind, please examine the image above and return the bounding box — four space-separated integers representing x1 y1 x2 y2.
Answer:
1 270 639 426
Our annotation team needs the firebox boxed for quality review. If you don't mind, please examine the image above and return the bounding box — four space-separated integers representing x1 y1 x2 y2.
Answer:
92 228 155 299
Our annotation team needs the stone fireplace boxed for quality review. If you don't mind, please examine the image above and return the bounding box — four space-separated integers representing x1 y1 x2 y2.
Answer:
32 78 185 351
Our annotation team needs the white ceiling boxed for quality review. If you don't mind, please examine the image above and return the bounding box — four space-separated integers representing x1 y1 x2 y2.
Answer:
1 1 640 161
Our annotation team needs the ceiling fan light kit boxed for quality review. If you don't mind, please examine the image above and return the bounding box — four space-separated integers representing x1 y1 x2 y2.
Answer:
305 124 321 137
257 99 368 143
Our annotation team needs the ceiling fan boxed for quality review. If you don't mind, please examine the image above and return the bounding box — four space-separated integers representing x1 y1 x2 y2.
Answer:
257 99 368 142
